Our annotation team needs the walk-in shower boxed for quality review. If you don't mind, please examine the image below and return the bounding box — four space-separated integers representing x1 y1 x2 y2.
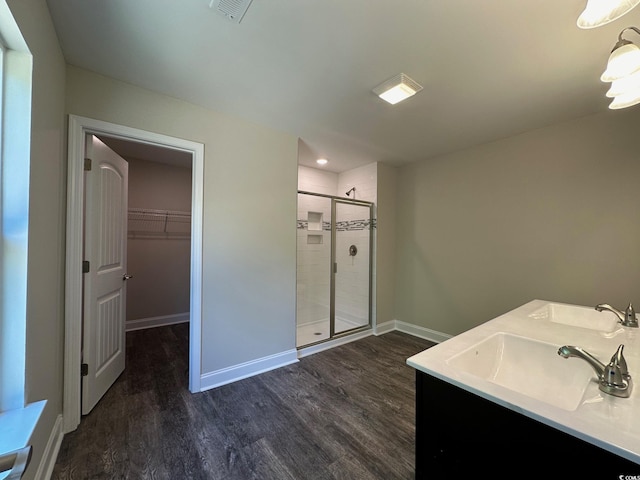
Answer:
296 191 373 348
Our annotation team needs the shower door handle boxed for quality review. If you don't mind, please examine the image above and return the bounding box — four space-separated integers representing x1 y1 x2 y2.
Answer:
334 262 337 274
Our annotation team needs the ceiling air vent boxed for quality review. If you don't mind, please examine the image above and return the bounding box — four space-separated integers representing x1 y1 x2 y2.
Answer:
209 0 254 23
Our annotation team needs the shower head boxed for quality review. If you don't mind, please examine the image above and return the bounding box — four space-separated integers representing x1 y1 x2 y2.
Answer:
345 187 356 197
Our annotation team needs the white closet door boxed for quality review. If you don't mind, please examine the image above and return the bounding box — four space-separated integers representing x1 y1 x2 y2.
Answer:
82 135 129 415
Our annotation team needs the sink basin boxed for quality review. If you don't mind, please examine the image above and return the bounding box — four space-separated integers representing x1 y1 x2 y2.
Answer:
447 333 594 411
529 302 619 333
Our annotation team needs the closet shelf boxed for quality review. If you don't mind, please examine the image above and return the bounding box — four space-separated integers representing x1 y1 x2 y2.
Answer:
128 208 191 239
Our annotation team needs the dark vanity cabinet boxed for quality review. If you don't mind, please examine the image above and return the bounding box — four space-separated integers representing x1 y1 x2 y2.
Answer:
415 371 640 479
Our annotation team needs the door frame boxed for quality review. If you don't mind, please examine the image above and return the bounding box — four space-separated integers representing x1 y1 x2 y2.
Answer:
63 115 204 433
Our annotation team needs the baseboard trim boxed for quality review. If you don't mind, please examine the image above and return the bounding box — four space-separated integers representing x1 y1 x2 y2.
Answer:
34 414 64 480
395 320 452 343
297 328 373 358
374 320 451 344
373 320 396 336
126 312 190 332
199 349 299 392
199 321 449 392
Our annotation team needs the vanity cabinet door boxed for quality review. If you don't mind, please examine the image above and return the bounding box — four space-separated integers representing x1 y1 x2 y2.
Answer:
415 371 639 478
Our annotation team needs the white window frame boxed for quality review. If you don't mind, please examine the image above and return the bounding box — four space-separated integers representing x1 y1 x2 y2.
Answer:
0 0 32 414
0 2 45 464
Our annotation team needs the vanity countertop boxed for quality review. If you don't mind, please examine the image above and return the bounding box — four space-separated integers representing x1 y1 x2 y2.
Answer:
406 299 640 465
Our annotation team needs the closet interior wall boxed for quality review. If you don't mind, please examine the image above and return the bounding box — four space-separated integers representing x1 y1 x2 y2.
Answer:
126 157 193 328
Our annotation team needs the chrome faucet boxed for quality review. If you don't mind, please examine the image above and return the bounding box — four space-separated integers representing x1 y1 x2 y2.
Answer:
595 302 638 328
557 344 632 398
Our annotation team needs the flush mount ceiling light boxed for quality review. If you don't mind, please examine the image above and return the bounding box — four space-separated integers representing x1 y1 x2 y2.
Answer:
601 27 640 109
316 158 328 166
373 73 423 105
577 0 640 29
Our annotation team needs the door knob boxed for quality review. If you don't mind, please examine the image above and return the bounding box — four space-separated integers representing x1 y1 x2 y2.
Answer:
123 274 134 281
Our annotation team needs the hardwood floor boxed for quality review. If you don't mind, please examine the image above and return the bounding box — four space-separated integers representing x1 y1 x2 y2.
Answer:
52 324 435 480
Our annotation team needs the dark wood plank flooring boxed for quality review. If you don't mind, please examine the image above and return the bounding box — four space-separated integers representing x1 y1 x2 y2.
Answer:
52 324 435 480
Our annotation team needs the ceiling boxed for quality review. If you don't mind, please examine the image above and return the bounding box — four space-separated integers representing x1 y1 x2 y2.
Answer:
46 0 640 173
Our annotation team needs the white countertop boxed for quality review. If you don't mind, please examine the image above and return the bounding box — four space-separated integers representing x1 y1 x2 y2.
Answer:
0 400 45 480
406 299 640 465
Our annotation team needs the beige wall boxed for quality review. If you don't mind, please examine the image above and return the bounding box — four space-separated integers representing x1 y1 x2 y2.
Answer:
7 0 67 478
128 157 192 211
15 1 640 475
395 109 640 336
66 66 299 373
126 158 192 322
376 162 397 325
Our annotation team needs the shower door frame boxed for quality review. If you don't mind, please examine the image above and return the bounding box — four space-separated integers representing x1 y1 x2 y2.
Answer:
298 190 374 345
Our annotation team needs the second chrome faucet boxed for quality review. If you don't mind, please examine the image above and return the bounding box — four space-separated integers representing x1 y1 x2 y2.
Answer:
595 302 639 328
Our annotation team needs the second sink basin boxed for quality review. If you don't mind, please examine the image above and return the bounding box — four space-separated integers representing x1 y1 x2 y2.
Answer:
528 302 619 333
447 332 594 411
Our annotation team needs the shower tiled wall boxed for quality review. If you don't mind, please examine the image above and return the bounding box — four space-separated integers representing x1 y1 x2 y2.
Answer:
337 163 377 204
297 164 377 209
298 165 337 196
296 192 332 327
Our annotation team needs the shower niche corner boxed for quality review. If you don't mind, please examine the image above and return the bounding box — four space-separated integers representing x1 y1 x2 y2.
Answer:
307 234 323 245
307 211 323 231
296 191 373 348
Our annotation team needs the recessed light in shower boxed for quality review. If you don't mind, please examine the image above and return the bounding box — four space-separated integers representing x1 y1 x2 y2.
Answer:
316 158 328 166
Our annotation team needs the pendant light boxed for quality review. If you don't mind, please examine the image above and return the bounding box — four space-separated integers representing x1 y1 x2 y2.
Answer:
609 89 640 108
601 27 640 109
578 0 640 29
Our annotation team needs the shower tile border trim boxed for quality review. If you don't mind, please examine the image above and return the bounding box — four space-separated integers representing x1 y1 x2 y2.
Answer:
297 219 377 231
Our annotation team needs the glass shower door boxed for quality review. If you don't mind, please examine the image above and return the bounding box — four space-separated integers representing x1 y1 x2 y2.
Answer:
296 193 332 346
332 200 372 335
